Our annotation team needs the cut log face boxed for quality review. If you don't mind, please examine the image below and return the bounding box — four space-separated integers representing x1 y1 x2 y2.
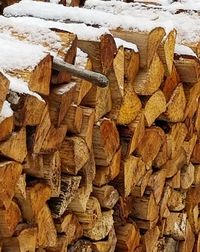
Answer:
0 161 22 209
0 127 27 163
0 201 22 237
60 136 90 175
0 73 9 112
93 118 120 166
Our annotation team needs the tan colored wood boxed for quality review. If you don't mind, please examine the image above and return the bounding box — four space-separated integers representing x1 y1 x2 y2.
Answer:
0 127 27 163
48 82 76 126
0 201 22 237
63 104 83 134
0 115 14 142
157 29 176 76
131 193 159 222
93 118 120 166
167 170 181 189
191 141 200 164
94 147 121 186
143 89 166 126
0 73 9 112
144 226 160 252
115 223 140 252
73 197 102 230
180 163 194 190
48 175 81 218
183 134 197 164
163 212 187 240
15 174 26 202
77 106 95 150
178 221 195 252
83 210 113 241
36 204 57 248
92 227 117 252
0 161 22 209
111 27 165 68
46 235 68 252
168 189 186 212
133 53 164 95
92 185 119 209
16 183 51 223
194 165 200 185
161 64 180 102
175 56 200 83
160 186 171 219
60 136 89 175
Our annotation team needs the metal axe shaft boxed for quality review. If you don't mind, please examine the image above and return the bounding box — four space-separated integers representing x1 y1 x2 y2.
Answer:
53 59 109 88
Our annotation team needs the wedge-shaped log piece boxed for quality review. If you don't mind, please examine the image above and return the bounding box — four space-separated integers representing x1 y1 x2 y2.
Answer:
144 226 160 252
54 213 83 244
111 27 165 68
0 72 9 112
2 226 37 252
133 53 164 95
67 239 92 252
168 189 186 212
175 56 200 84
0 127 27 163
15 174 26 202
156 237 177 252
191 141 200 164
118 113 145 157
83 210 114 241
36 204 57 248
81 85 112 122
115 223 140 252
63 104 83 134
161 83 186 122
8 93 46 127
0 201 22 237
135 127 163 165
163 212 187 240
78 34 117 74
48 175 81 218
178 221 195 252
73 197 102 230
77 107 95 150
157 29 176 76
93 118 120 166
48 82 76 126
0 101 13 141
16 183 51 223
46 235 69 252
180 163 194 190
143 89 166 127
0 161 22 209
68 150 95 212
117 81 141 125
60 136 89 174
94 147 121 186
131 193 159 222
92 185 119 209
161 64 180 102
92 227 117 252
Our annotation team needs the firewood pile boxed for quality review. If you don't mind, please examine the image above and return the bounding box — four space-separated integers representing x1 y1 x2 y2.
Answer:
0 0 199 251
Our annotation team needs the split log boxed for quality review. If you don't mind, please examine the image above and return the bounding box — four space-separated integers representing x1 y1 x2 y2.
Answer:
92 185 119 209
48 82 76 126
0 161 22 209
111 27 165 68
115 223 140 252
144 226 160 252
48 175 81 218
93 118 120 166
0 127 27 163
168 189 186 212
60 136 89 175
0 101 14 141
0 201 22 237
0 73 9 112
15 174 26 202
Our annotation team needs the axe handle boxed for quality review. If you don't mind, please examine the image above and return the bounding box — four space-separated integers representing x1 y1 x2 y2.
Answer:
53 59 109 88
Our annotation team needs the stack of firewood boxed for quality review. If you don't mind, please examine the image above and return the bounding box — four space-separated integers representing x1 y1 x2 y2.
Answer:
0 1 199 251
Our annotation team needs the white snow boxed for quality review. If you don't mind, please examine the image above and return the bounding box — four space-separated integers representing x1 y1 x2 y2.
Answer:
0 101 13 122
5 16 110 41
5 73 45 102
75 48 88 69
52 81 77 95
115 38 138 52
3 1 175 33
175 44 197 57
0 33 47 71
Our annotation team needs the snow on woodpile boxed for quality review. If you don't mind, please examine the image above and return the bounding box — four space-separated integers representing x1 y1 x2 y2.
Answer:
0 33 47 71
175 44 197 57
3 16 110 41
3 0 174 33
0 101 13 123
75 48 88 69
83 0 200 44
114 38 138 52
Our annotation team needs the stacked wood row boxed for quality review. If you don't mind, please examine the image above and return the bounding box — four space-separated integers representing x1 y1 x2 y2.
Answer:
1 1 200 251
